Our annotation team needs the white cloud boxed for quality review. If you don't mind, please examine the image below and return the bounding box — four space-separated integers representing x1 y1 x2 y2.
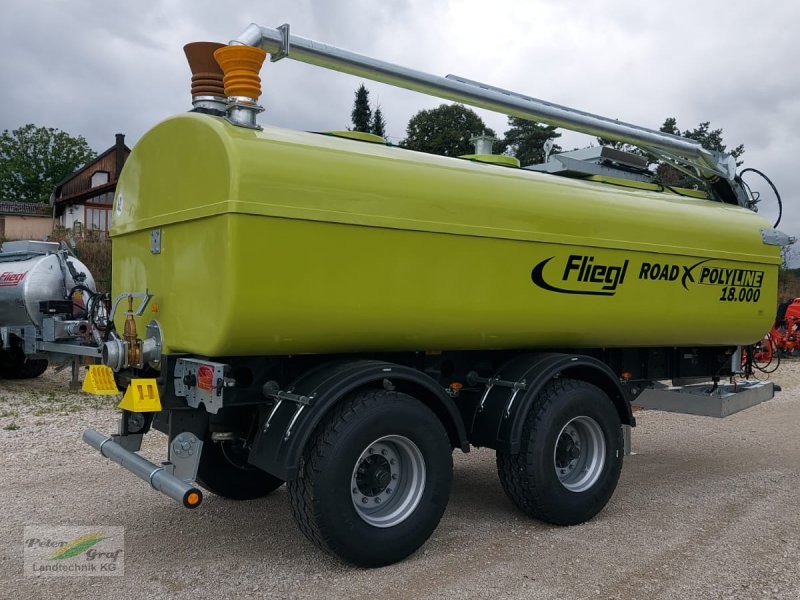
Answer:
1 0 796 240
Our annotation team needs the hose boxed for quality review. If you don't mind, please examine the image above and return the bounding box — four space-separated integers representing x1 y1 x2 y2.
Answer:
740 168 783 228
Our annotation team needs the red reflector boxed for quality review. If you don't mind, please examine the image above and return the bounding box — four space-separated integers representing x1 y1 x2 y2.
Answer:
197 365 214 391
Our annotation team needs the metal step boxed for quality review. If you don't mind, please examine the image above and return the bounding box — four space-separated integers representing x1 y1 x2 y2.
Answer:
632 380 774 418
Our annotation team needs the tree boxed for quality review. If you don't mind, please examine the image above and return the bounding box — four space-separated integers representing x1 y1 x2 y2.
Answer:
349 85 388 138
596 117 745 188
350 84 373 133
371 106 386 138
655 117 745 187
660 117 744 162
501 117 561 166
0 124 95 203
401 104 496 157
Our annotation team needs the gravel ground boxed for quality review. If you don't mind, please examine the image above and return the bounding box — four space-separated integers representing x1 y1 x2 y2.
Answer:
1 363 798 599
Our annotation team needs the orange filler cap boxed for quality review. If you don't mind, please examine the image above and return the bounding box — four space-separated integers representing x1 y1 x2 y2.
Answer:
214 45 267 101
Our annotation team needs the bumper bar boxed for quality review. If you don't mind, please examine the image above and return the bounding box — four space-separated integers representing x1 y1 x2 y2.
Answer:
83 428 203 509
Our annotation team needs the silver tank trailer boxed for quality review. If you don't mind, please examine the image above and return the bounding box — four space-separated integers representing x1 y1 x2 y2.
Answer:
0 241 96 329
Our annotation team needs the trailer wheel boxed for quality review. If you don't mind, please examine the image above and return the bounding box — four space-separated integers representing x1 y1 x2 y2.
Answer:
496 378 623 525
196 438 284 501
0 349 48 379
287 389 453 567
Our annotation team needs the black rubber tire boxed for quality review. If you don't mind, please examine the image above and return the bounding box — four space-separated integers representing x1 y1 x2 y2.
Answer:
496 378 623 526
15 358 49 379
0 349 48 379
195 438 284 501
287 389 453 567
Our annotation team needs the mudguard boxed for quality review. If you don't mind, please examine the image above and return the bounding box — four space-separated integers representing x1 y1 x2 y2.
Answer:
470 352 634 453
247 359 469 480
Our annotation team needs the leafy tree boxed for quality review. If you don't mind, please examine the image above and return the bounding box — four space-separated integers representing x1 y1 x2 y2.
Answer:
371 106 386 138
350 84 373 133
501 117 561 166
401 104 495 157
0 124 95 203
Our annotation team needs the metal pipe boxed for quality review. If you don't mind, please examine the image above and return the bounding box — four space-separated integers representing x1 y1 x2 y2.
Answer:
232 23 730 180
83 429 203 509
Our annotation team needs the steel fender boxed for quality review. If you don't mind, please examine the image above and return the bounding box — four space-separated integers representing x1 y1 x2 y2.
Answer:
248 359 468 480
471 353 633 453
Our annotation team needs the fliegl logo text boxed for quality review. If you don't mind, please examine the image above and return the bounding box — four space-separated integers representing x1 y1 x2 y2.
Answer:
531 255 629 296
0 271 27 287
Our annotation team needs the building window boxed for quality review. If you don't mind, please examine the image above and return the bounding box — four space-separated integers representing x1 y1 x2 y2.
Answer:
86 191 113 205
90 171 110 188
85 205 111 235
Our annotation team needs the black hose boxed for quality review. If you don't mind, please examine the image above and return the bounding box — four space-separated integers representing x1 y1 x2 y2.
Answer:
740 168 783 228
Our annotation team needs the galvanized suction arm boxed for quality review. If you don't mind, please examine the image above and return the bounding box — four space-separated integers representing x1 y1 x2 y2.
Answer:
231 23 745 204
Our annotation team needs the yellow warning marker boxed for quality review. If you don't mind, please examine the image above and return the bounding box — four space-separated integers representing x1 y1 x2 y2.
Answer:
118 379 162 413
82 365 120 395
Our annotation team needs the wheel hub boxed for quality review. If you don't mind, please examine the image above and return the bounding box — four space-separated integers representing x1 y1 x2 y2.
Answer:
555 429 581 468
356 453 393 496
351 435 426 528
553 416 606 493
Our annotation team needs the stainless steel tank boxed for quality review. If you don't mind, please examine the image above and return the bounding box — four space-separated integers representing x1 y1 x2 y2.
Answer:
0 241 96 328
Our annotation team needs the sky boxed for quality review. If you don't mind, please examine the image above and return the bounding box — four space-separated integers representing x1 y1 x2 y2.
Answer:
1 0 797 253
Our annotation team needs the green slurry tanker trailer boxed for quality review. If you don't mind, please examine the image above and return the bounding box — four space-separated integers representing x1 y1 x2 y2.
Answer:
0 23 790 566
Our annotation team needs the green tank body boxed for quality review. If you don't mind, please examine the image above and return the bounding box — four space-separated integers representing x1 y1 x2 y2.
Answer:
111 113 779 357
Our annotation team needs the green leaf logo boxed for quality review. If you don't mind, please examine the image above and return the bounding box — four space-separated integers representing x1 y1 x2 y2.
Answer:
50 532 108 560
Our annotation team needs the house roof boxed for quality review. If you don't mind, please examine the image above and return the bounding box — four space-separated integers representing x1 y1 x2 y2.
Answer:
0 200 52 217
53 135 130 206
53 143 130 190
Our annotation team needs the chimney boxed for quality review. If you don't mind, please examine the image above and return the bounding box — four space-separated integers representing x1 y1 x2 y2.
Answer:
115 133 125 180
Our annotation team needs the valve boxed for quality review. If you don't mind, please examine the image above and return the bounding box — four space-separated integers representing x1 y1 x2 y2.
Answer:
123 295 143 368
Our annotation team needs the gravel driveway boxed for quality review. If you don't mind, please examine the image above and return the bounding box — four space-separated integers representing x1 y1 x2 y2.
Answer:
1 363 798 599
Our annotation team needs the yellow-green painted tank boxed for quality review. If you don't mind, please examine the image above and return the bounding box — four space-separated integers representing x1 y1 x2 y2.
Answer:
111 113 779 357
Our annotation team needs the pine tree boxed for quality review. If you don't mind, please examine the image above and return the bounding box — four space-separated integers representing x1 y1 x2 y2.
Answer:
596 117 746 187
501 117 561 166
350 84 373 133
655 117 745 187
371 106 386 138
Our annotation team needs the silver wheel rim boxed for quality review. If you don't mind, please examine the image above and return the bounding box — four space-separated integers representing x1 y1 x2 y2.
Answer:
553 416 606 492
351 435 426 528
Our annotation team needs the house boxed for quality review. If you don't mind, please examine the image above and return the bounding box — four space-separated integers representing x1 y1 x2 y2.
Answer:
0 200 52 240
52 134 130 237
